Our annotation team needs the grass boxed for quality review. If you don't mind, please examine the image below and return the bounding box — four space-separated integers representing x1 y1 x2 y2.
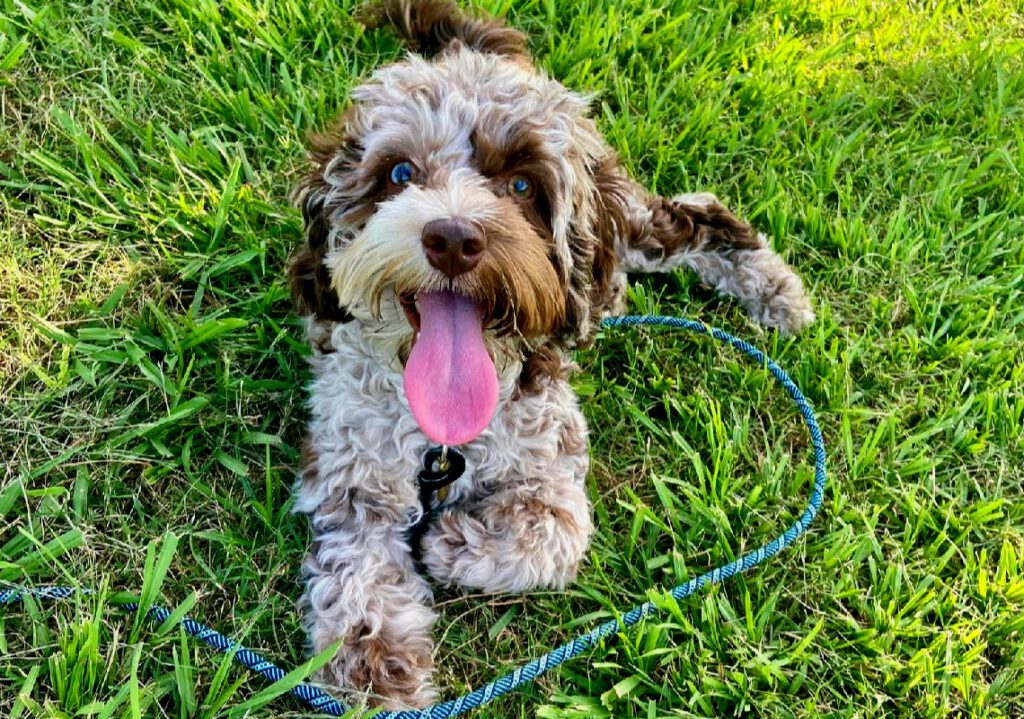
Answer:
1 0 1022 716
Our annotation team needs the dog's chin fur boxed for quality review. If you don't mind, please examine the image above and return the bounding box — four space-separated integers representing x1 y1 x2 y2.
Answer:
287 0 815 709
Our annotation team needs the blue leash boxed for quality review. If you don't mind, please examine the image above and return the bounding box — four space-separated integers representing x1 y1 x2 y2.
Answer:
0 315 827 718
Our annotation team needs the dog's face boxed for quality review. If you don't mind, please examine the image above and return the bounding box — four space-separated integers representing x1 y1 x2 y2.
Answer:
291 47 617 367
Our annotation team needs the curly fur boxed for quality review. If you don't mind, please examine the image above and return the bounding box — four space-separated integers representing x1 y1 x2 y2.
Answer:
288 0 814 708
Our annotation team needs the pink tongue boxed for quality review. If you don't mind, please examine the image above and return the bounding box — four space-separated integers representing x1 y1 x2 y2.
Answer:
404 291 499 446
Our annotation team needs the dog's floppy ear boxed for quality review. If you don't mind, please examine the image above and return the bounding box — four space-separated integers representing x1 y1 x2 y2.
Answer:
288 131 357 323
288 184 348 322
544 157 629 349
359 0 528 59
587 158 637 315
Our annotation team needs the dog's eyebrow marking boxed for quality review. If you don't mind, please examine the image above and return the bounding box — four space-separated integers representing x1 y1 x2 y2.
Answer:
364 145 411 166
469 128 545 177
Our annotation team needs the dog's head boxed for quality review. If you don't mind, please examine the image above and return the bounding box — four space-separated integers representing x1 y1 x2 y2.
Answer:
289 0 626 360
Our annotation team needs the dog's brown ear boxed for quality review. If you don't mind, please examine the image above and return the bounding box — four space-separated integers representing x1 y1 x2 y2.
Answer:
288 188 349 322
545 158 623 349
359 0 528 59
288 132 355 323
560 157 635 344
587 158 637 315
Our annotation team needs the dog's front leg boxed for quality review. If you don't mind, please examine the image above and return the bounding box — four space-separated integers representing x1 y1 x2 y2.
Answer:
419 380 594 594
598 165 815 333
300 516 436 709
420 474 594 594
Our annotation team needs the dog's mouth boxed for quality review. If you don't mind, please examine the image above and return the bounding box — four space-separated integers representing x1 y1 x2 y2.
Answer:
401 289 499 447
400 291 421 334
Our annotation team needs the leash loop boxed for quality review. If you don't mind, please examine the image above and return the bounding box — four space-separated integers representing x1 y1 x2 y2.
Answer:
1 315 827 719
408 445 466 560
417 445 464 489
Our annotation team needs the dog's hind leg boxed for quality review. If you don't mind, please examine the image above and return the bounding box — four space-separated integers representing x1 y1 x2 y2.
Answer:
597 167 814 333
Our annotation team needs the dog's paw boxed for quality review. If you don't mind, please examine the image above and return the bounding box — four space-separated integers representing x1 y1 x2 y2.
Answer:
420 509 541 593
737 239 815 334
317 622 437 710
750 268 815 334
420 489 592 594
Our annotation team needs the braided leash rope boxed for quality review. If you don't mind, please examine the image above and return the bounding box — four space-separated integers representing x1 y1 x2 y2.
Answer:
1 315 826 719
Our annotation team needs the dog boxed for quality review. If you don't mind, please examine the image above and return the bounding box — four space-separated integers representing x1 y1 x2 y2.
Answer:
288 0 814 709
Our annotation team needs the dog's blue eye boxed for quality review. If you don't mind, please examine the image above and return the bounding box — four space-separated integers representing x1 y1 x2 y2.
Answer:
508 175 533 200
390 161 416 186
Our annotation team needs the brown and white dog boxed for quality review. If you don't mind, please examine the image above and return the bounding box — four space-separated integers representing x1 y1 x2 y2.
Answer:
288 0 814 709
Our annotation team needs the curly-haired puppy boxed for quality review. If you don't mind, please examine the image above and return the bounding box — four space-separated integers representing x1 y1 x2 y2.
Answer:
289 0 814 709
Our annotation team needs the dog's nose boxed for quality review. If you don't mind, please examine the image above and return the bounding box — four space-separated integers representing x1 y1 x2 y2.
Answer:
421 218 487 278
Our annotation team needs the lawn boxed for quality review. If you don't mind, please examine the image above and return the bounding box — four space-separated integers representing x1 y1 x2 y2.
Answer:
1 0 1022 717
